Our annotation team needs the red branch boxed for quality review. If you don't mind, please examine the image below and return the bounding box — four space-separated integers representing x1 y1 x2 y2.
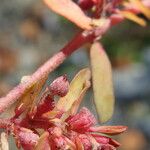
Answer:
0 29 104 114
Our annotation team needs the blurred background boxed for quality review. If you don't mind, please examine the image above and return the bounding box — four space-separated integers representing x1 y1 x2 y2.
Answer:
0 0 150 149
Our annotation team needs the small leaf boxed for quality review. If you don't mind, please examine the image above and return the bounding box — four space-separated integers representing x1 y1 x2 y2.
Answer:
89 126 127 135
15 76 47 116
0 132 9 150
120 11 146 26
109 138 121 147
42 110 61 119
35 132 50 150
130 0 150 19
56 68 91 113
44 0 92 30
70 80 90 115
90 42 114 123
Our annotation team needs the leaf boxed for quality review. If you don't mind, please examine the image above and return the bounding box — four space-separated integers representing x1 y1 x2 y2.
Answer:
89 126 127 135
90 42 114 123
130 0 150 19
35 132 50 150
120 11 146 26
42 110 61 119
0 132 9 150
43 0 92 30
70 80 90 115
15 75 47 117
56 68 91 113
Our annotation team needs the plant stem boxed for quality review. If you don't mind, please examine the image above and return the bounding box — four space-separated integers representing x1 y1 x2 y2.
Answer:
0 30 96 114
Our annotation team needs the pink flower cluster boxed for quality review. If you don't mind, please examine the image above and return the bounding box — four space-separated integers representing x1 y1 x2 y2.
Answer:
3 76 127 150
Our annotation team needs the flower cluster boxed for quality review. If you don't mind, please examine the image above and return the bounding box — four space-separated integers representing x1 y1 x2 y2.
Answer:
1 70 127 150
1 0 148 149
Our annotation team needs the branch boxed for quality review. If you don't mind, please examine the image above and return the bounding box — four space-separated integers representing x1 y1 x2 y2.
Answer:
0 30 98 114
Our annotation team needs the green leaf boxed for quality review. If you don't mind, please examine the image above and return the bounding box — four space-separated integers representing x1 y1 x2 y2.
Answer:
90 42 114 123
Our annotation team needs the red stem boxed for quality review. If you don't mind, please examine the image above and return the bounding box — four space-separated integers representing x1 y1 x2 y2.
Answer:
0 30 96 114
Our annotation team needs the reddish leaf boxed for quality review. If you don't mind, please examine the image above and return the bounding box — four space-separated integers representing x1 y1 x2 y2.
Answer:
89 126 127 135
44 0 92 30
90 42 114 123
91 134 120 148
109 138 121 147
91 134 109 144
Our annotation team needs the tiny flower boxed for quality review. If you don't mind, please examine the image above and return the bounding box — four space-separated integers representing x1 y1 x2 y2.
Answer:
66 107 96 133
13 127 39 150
35 106 126 150
49 75 69 97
